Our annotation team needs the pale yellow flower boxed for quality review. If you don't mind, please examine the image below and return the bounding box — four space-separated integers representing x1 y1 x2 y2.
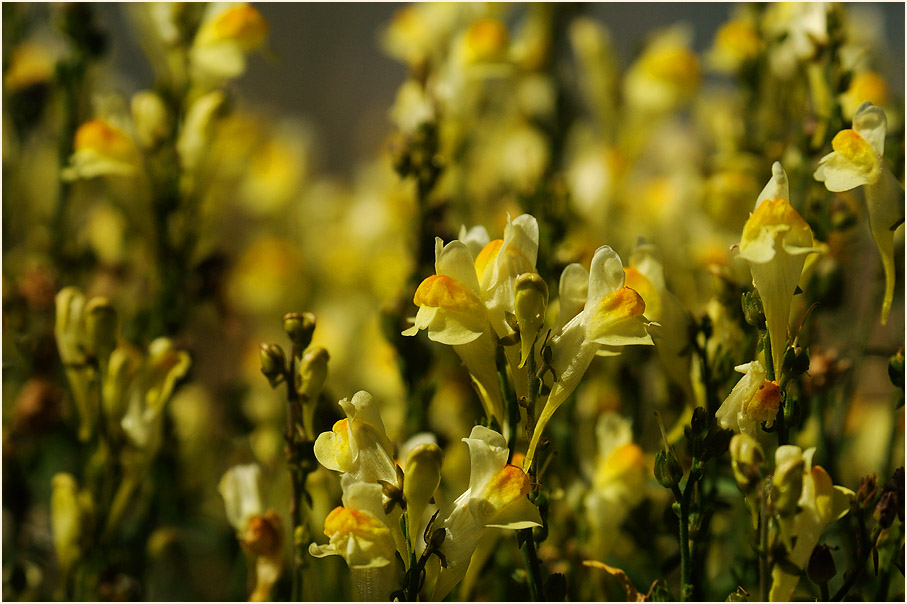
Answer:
814 102 904 324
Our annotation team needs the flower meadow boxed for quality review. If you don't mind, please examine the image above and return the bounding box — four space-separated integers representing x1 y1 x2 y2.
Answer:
2 3 905 602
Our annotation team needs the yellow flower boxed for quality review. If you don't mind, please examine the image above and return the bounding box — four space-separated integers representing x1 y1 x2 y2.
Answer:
707 18 763 73
309 482 402 600
313 391 397 486
715 359 781 438
525 245 653 471
769 446 853 601
739 162 821 377
431 426 541 601
191 3 269 81
814 102 904 324
624 26 700 113
839 72 890 121
218 464 264 534
61 119 140 181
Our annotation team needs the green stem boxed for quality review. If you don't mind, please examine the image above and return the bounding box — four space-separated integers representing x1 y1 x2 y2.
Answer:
820 581 830 601
284 348 309 602
671 478 694 601
759 486 770 603
520 529 544 601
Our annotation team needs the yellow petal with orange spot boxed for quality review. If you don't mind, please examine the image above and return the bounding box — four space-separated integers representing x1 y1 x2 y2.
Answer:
474 239 503 282
623 267 661 320
212 4 269 51
831 129 881 182
482 464 530 511
74 120 136 161
323 506 389 540
744 380 781 423
413 275 483 314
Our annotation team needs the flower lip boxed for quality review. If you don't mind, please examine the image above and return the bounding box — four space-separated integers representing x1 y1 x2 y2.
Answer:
413 274 483 311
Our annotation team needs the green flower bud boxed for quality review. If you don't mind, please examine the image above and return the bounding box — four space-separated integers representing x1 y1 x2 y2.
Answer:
514 273 548 368
729 434 764 493
102 344 140 425
807 543 836 585
295 346 329 401
259 343 286 388
655 448 683 489
742 290 766 329
283 312 316 351
84 297 118 363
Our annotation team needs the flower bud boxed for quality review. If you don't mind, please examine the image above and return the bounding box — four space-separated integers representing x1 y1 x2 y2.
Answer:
654 448 683 489
889 349 904 389
514 273 548 367
729 434 764 493
807 543 836 585
131 90 170 150
51 473 83 575
742 290 765 329
102 344 140 425
856 474 879 508
782 345 810 381
259 343 285 387
84 297 118 363
55 287 87 363
403 443 443 544
874 491 897 529
772 448 804 516
283 312 316 350
295 346 329 401
690 406 709 439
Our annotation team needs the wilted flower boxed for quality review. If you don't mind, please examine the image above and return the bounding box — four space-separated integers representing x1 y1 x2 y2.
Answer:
814 102 904 324
715 359 781 438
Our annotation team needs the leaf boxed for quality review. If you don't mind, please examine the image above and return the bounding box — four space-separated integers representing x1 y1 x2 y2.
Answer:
583 560 647 601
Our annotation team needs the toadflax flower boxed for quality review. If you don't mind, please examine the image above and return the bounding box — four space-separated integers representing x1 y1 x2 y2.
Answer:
525 245 653 471
313 390 397 487
190 2 269 82
738 162 822 378
61 118 141 181
309 481 403 601
430 426 542 601
814 102 905 324
769 446 854 601
715 359 781 439
403 214 540 424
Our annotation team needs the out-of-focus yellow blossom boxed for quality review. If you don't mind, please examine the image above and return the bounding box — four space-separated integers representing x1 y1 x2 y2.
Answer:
525 245 653 470
715 359 781 439
584 412 647 557
177 90 225 174
460 17 509 64
623 26 700 114
839 71 890 121
238 125 310 216
130 90 170 150
431 426 541 601
313 391 397 487
309 481 402 601
190 2 268 82
814 102 904 324
569 17 620 130
739 162 821 376
226 236 305 317
84 204 127 266
218 463 264 534
120 338 192 456
762 2 829 79
769 446 853 601
627 239 694 402
4 41 57 92
707 18 762 73
380 3 466 68
61 119 140 181
389 79 436 136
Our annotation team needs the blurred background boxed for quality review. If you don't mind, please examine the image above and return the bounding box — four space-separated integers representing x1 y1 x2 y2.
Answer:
101 3 905 176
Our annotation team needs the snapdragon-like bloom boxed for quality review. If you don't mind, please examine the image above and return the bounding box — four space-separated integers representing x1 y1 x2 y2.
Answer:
739 162 821 377
769 446 853 601
190 2 268 82
525 246 653 470
715 359 781 438
814 102 904 324
218 464 264 534
313 391 397 487
61 118 140 181
403 214 540 423
584 413 647 557
309 481 402 601
431 426 541 601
